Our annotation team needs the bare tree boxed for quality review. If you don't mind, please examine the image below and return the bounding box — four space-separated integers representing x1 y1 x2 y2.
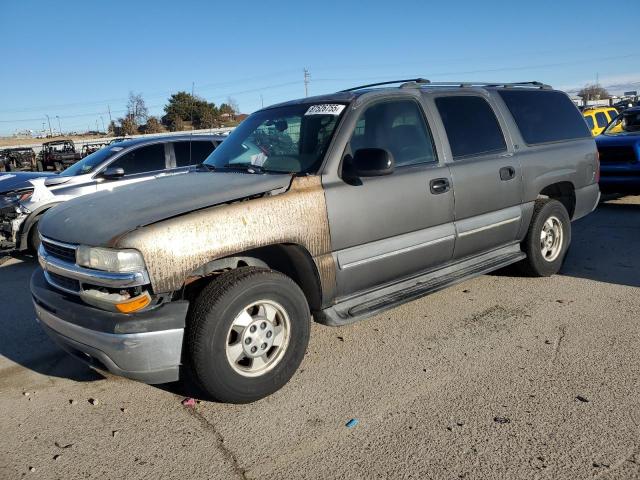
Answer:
578 84 611 102
127 92 149 124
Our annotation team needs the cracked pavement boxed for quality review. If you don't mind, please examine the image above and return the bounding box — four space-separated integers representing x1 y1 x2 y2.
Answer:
1 195 639 479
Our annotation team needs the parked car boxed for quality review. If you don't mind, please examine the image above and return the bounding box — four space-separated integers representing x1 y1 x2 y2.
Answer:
0 134 224 254
0 147 37 171
595 106 640 193
36 140 83 171
582 106 618 136
32 79 599 403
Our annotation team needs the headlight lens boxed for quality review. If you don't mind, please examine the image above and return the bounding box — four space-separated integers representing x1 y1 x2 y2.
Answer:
76 246 145 272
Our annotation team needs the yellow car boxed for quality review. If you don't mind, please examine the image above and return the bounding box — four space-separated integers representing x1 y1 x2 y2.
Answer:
583 107 618 136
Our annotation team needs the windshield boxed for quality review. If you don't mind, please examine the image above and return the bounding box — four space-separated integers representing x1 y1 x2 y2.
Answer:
204 103 346 173
603 110 640 136
58 146 121 176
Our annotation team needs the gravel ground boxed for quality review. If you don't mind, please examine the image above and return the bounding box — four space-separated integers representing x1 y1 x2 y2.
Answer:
1 195 639 480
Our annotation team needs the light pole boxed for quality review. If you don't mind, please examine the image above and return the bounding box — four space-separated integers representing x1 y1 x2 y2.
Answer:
56 115 62 136
100 116 105 133
45 115 53 137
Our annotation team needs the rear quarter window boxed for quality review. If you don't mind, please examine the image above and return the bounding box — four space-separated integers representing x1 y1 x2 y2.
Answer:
498 90 591 145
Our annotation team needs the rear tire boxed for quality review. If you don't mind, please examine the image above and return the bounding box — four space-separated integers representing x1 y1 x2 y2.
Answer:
186 267 310 403
517 199 571 276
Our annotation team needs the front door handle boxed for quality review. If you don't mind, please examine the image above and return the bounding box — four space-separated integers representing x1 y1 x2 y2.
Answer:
499 166 516 181
430 178 450 194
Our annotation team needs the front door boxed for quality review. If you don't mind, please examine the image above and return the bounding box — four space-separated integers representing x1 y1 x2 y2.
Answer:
323 97 456 298
432 94 523 259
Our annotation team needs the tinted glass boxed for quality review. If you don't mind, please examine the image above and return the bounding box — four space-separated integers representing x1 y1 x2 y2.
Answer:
499 90 591 144
349 100 437 166
435 96 506 159
584 115 594 129
595 112 609 128
174 140 216 167
607 110 618 122
110 143 165 175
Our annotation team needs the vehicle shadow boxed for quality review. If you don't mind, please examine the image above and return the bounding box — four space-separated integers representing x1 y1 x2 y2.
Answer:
0 256 103 383
493 197 640 287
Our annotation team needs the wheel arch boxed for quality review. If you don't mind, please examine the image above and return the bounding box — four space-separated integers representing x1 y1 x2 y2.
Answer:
538 181 576 218
181 243 324 313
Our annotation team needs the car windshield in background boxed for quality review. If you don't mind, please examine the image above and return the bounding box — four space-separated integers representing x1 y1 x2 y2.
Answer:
603 110 640 136
58 146 121 176
204 103 346 174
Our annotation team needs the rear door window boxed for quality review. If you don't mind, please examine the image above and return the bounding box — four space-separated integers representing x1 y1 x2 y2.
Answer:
595 112 609 128
498 90 591 144
173 140 216 167
109 143 166 175
584 115 595 130
435 96 506 159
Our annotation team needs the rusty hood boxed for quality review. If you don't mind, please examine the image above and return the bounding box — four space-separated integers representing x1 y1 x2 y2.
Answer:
38 171 293 246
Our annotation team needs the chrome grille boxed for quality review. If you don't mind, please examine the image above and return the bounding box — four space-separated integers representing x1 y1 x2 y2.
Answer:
598 146 637 164
42 238 76 263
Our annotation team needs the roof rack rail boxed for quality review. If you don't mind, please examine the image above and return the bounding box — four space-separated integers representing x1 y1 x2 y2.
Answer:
340 78 431 92
420 81 552 89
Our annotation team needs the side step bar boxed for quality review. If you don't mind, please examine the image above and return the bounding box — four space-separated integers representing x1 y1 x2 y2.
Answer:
315 244 525 327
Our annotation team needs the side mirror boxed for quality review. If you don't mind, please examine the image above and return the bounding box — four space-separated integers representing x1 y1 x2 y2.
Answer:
101 167 125 180
351 148 394 177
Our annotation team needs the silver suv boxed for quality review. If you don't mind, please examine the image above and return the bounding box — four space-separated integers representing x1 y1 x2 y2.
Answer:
32 79 600 403
0 135 224 252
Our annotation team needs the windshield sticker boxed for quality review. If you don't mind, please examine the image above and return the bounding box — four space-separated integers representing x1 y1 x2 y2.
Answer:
0 174 17 181
305 104 345 116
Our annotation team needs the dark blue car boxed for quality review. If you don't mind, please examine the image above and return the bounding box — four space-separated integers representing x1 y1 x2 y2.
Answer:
596 106 640 193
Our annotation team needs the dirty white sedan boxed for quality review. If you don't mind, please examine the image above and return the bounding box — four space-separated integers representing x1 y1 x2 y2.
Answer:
0 135 223 253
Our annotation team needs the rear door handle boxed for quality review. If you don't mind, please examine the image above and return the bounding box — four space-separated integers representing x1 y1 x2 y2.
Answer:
430 178 450 194
499 166 516 181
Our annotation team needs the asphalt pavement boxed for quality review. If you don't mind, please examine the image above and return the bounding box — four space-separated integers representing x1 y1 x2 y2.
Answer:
1 195 639 479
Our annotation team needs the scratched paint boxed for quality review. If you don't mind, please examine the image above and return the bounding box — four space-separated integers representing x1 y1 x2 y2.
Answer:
116 176 336 299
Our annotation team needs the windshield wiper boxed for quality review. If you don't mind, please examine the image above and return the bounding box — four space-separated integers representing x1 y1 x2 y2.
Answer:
195 163 216 171
222 163 266 174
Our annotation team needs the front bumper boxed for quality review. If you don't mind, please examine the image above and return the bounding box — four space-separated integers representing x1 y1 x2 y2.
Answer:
0 202 26 251
31 268 188 384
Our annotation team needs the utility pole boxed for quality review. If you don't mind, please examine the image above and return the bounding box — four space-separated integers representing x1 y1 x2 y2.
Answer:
45 115 52 137
96 120 99 132
304 68 310 97
56 115 62 136
107 105 112 125
100 116 105 133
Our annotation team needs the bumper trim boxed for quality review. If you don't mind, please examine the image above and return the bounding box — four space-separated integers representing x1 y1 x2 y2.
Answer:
34 301 183 384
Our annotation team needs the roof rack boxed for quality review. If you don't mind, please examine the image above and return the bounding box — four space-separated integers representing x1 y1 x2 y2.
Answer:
340 78 431 92
341 79 552 92
422 81 552 89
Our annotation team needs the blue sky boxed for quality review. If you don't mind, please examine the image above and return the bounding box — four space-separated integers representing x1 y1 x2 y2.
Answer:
1 0 638 135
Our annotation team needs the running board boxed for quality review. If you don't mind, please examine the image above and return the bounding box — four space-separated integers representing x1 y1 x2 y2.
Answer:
315 244 525 327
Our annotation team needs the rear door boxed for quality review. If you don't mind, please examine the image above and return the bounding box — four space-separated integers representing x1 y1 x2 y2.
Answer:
323 96 456 297
169 140 218 171
432 93 523 260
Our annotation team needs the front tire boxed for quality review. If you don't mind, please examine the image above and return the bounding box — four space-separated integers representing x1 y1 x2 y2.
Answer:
28 221 41 254
186 267 310 403
517 199 571 276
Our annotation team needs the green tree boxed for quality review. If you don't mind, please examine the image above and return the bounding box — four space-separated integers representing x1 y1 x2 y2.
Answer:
162 91 220 130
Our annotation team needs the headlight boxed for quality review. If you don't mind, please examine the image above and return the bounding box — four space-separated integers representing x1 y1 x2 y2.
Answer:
76 246 145 272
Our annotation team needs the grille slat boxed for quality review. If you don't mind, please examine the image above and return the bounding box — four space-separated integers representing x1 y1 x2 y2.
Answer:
47 271 81 292
598 146 637 164
42 240 76 263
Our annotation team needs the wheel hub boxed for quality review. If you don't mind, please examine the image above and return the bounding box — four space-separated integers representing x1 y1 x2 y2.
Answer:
241 318 275 358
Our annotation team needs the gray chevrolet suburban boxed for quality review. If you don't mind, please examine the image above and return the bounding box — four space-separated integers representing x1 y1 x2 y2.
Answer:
31 79 600 403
